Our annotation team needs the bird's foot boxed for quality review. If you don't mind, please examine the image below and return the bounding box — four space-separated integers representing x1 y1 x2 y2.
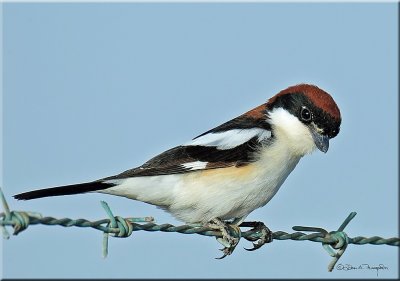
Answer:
207 218 241 259
240 221 273 251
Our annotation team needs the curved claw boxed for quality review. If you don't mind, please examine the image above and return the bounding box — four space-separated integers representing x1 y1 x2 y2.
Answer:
215 247 233 259
244 246 255 251
244 242 264 251
215 252 228 260
243 221 273 251
208 218 241 259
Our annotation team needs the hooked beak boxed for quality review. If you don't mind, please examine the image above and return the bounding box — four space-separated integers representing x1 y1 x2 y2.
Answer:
310 127 329 153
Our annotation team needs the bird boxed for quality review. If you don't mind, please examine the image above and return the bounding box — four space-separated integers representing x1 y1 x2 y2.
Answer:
14 83 341 258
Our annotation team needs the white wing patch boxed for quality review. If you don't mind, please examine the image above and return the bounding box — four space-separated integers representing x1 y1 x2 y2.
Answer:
186 128 271 150
181 161 208 170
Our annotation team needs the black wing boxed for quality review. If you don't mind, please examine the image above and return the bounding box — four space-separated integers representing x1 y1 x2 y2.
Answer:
105 135 269 179
15 116 273 200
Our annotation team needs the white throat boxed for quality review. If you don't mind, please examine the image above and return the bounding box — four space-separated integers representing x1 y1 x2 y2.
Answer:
267 107 317 156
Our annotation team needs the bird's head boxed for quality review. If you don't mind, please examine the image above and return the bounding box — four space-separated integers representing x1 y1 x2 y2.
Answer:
265 84 341 155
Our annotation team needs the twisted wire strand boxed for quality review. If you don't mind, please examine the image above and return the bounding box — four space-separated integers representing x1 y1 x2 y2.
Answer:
1 209 398 247
1 187 399 272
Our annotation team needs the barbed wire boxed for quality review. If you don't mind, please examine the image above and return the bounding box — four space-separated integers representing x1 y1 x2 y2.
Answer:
1 187 398 272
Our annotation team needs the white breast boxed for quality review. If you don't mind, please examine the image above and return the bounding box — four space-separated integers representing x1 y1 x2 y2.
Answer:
101 139 301 223
172 140 301 223
101 108 315 223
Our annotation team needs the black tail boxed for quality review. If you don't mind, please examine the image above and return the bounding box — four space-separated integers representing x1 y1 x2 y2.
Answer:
13 181 115 200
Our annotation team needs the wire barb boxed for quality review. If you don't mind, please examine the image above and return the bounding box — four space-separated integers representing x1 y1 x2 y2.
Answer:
293 212 356 271
1 187 399 271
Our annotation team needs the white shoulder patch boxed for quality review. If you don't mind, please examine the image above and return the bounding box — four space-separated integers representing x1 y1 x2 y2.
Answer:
186 128 271 150
181 161 208 170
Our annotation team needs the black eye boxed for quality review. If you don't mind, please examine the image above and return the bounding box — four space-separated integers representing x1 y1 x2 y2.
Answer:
300 106 312 122
331 127 340 137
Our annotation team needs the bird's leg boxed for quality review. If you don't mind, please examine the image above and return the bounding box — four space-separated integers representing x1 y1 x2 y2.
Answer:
206 218 241 259
240 221 273 251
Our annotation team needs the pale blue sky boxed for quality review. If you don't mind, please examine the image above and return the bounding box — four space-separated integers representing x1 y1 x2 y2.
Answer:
2 2 399 279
